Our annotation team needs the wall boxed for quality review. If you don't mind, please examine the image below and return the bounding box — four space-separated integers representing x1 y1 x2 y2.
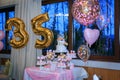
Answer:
0 0 17 8
72 60 120 80
83 66 120 80
72 59 120 70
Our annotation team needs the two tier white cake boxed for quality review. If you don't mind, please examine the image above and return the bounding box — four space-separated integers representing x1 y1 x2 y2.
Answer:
55 34 68 53
55 40 68 53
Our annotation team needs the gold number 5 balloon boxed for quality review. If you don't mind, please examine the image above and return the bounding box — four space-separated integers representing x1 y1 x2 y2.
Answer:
31 13 54 49
5 18 29 48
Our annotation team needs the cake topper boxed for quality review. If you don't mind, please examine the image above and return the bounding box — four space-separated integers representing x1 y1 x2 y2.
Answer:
55 34 68 53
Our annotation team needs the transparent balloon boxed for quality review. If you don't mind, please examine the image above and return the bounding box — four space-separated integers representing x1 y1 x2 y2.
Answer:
96 0 113 30
77 45 90 62
96 14 111 30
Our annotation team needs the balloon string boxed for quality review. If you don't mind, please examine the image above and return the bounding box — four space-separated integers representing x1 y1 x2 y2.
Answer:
86 43 89 47
89 45 91 48
86 42 91 48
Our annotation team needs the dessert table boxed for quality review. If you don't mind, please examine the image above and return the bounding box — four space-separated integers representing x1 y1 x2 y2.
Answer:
23 67 74 80
23 66 88 80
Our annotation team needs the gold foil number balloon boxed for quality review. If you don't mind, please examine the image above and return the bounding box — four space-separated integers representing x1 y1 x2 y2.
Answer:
31 13 54 49
5 18 29 48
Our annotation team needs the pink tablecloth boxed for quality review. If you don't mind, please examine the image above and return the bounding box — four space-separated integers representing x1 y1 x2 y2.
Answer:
24 67 74 80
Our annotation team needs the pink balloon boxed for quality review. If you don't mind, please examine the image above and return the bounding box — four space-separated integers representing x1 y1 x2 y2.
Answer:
84 28 100 47
0 30 5 40
0 41 3 51
72 0 100 26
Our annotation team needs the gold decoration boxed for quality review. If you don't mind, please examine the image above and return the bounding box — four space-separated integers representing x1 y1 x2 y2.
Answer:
58 54 66 59
5 18 29 48
81 1 89 14
31 13 54 49
46 51 54 60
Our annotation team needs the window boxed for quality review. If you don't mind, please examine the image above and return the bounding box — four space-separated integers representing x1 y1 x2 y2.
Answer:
42 1 69 50
72 0 117 61
41 0 119 61
0 6 15 53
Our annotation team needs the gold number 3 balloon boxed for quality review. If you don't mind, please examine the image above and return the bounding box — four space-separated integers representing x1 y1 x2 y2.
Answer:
5 18 29 48
31 13 54 49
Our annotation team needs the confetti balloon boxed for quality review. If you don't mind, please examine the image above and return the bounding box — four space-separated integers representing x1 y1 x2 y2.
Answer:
72 0 100 26
77 45 90 62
